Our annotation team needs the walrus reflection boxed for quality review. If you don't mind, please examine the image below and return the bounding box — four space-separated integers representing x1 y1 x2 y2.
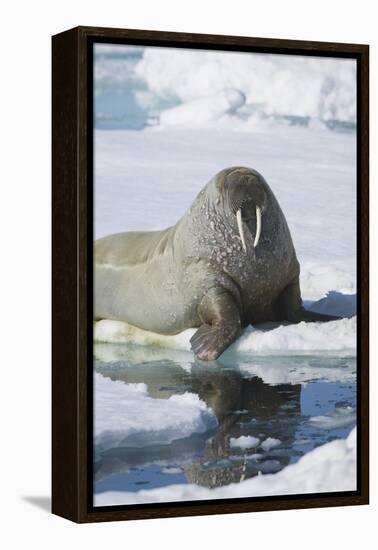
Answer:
95 362 301 489
182 368 300 488
190 368 300 455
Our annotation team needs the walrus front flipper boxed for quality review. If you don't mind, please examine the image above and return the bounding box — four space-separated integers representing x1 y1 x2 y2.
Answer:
190 288 242 361
278 278 341 323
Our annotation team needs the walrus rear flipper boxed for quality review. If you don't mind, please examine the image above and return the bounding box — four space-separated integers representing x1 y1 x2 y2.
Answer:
278 278 341 324
190 287 242 361
292 309 341 323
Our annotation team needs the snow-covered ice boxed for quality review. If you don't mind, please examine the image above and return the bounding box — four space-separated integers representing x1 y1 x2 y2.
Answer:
95 315 356 354
230 436 260 450
309 406 356 430
96 44 356 123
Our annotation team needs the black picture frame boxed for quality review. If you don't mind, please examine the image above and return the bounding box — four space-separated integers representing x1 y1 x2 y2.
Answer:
52 25 369 523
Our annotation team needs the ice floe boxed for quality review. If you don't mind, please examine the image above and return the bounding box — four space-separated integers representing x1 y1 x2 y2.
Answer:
95 373 217 454
94 427 356 505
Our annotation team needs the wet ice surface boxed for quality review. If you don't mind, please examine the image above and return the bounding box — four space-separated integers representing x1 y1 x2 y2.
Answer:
94 344 356 503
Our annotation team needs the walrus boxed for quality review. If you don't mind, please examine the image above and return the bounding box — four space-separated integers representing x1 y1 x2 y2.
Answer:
95 167 338 360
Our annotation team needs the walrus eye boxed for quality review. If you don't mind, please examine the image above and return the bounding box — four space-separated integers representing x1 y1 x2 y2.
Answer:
236 205 262 251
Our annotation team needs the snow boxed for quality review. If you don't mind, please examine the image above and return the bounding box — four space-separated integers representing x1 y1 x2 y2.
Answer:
260 437 282 451
159 89 246 128
230 436 260 450
234 317 356 353
94 427 356 505
94 373 217 453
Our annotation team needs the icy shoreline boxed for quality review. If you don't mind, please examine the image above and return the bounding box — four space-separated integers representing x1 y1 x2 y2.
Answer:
94 427 356 506
95 373 217 454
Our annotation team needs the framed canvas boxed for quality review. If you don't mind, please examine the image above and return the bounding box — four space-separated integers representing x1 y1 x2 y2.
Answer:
52 26 369 523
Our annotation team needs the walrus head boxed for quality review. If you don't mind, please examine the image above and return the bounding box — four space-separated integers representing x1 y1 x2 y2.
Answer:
218 167 268 252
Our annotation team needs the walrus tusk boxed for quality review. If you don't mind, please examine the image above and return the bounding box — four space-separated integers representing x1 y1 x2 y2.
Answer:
254 206 262 248
236 208 247 252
